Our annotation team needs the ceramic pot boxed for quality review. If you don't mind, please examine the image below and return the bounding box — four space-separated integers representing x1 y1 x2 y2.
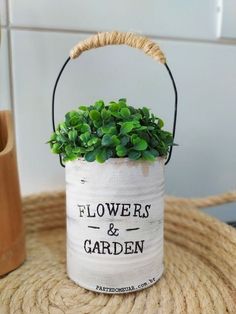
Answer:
66 158 164 294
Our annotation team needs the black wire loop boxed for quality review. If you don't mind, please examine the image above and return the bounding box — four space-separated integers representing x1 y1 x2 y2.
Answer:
52 57 178 168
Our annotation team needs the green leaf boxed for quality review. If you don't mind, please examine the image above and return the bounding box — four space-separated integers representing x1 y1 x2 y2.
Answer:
110 111 121 118
94 100 104 111
128 150 141 160
149 148 159 157
163 132 173 145
80 131 90 143
151 113 155 123
87 137 99 146
64 153 78 161
120 122 133 134
86 145 95 151
73 147 86 154
93 119 102 128
68 130 78 141
56 134 67 143
109 103 120 112
132 113 142 120
80 123 91 133
51 143 62 154
151 138 159 147
101 134 113 146
139 132 150 143
101 125 117 135
101 126 109 134
142 107 150 119
142 150 156 161
133 139 148 151
111 135 120 146
118 100 127 108
97 127 103 137
89 110 101 121
59 122 68 133
131 134 140 145
65 145 73 155
158 118 164 128
85 150 97 162
120 107 131 118
136 126 147 131
128 106 136 114
96 149 107 163
132 120 141 128
108 126 117 135
116 145 127 157
50 133 57 141
120 135 129 146
101 109 111 120
65 111 80 126
119 98 126 103
79 106 88 111
106 148 114 159
119 98 127 103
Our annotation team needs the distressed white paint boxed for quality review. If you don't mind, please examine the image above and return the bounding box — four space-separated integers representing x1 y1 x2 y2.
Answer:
66 158 165 293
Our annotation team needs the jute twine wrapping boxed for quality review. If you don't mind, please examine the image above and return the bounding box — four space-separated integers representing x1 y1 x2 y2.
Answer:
0 191 236 313
70 31 166 64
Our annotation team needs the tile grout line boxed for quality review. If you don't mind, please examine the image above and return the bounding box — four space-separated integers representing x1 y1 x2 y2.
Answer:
6 24 236 46
5 0 15 116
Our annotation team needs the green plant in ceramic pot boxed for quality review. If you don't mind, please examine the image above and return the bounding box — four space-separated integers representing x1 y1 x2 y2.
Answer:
48 98 174 163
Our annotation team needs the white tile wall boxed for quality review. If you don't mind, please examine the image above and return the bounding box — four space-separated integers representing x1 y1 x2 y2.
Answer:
2 2 236 221
0 29 11 109
11 30 236 198
218 0 236 39
0 0 7 26
9 0 218 40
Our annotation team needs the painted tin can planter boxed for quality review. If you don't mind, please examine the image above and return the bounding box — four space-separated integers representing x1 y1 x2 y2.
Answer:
51 31 178 294
66 158 165 294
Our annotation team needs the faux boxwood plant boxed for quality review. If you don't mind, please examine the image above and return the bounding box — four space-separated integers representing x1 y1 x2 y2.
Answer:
48 99 174 163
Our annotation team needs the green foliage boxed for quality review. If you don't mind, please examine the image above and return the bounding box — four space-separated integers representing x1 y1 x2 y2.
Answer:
48 99 174 163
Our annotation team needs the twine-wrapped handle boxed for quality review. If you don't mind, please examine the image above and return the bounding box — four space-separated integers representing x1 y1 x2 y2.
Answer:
52 31 178 167
70 31 166 63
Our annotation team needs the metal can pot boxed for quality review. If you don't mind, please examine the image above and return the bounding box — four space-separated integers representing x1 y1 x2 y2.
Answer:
66 158 165 294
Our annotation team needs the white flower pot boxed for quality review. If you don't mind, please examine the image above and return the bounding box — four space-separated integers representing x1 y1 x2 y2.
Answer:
66 158 165 294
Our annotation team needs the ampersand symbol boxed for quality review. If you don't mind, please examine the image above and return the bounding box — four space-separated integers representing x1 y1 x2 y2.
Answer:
107 223 119 237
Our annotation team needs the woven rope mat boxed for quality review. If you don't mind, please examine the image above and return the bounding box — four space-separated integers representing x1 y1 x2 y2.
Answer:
1 191 236 314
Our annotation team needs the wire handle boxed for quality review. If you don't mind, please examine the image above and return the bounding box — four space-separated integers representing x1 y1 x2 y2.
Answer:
52 31 178 167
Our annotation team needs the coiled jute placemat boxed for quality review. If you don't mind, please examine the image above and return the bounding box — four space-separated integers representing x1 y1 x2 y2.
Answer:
0 191 236 313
